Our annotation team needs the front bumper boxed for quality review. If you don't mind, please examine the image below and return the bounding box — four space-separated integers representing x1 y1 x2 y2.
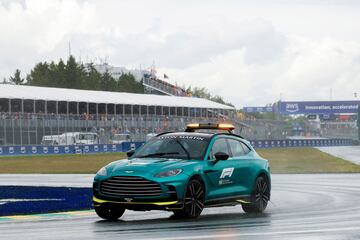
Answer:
93 174 187 211
92 195 182 211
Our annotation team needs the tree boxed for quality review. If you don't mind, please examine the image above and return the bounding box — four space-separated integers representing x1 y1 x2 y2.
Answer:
9 69 24 85
27 62 50 86
65 55 81 89
100 70 117 91
118 73 144 93
86 63 101 90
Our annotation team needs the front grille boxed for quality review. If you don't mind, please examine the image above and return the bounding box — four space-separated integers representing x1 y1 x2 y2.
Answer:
100 176 162 197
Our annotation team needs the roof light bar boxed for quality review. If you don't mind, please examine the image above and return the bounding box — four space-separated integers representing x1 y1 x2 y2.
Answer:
185 123 235 132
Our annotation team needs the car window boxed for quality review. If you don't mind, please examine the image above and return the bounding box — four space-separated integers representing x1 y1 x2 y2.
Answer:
228 139 246 157
210 138 231 160
240 142 251 154
133 136 209 160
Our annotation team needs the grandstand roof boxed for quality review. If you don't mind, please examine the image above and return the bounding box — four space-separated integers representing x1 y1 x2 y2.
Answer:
0 84 234 110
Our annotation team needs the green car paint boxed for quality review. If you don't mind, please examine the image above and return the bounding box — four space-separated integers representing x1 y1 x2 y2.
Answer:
93 130 271 219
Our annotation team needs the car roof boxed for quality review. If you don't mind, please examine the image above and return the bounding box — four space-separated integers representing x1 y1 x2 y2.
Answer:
158 131 244 141
158 132 214 139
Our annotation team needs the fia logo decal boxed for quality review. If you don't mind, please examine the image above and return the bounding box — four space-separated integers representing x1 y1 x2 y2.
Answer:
220 168 234 179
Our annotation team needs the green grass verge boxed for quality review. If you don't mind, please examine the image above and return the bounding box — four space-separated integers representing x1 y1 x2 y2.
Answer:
257 148 360 173
0 148 359 174
0 153 126 174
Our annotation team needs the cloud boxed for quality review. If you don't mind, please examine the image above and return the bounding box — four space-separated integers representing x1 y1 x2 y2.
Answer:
0 0 96 77
0 0 360 109
160 36 360 108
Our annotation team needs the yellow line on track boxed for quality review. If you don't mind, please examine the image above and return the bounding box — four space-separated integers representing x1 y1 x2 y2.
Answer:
0 210 94 222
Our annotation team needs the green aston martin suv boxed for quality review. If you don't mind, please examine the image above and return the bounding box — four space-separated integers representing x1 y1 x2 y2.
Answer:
93 123 271 220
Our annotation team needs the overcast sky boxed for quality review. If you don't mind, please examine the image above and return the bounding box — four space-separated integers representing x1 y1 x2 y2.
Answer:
1 0 360 108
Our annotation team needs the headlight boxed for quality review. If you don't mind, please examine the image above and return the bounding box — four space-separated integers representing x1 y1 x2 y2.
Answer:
97 167 107 176
155 169 182 178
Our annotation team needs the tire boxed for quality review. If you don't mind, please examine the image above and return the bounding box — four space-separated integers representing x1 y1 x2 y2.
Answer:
173 179 205 218
94 204 125 220
242 176 270 213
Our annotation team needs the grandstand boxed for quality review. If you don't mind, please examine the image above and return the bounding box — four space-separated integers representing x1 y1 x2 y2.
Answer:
0 84 235 145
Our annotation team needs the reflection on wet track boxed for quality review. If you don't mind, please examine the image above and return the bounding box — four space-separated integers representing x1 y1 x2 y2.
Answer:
1 174 360 240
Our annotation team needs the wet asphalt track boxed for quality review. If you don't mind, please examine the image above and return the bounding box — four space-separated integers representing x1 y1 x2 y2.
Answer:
1 174 360 240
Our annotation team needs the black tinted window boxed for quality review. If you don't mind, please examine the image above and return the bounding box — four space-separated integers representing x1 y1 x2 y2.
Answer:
210 138 231 160
133 136 209 160
240 142 251 154
228 139 245 157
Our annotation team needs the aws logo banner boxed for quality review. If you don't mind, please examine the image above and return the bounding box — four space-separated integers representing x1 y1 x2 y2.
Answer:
279 101 360 114
285 103 299 113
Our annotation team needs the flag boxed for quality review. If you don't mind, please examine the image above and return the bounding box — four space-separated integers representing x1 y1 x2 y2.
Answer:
164 74 169 79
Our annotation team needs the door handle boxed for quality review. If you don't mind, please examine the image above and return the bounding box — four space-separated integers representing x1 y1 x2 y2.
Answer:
204 169 219 174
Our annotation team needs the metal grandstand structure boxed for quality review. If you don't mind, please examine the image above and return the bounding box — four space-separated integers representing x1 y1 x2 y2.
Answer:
0 84 236 145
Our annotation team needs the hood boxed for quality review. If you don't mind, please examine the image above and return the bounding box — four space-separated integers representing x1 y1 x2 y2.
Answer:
107 158 200 175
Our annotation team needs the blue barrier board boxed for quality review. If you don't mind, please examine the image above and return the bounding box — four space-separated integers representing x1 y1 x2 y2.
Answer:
0 139 353 156
0 186 92 216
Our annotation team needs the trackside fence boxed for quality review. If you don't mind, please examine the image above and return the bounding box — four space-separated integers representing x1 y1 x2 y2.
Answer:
250 138 353 149
0 139 354 156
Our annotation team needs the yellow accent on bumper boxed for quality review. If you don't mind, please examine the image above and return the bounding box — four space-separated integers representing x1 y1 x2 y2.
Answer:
236 199 251 204
93 196 178 206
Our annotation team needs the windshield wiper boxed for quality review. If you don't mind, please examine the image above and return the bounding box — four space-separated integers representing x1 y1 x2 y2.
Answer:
136 152 180 158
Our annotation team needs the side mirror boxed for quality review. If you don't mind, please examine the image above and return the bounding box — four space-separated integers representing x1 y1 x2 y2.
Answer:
127 150 135 158
214 152 229 161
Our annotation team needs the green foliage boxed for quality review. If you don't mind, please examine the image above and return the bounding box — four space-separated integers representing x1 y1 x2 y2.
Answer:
118 73 144 93
13 56 234 107
24 55 144 93
187 86 234 107
9 69 24 85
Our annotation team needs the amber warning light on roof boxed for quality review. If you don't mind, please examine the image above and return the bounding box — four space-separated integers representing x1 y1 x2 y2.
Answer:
185 123 235 132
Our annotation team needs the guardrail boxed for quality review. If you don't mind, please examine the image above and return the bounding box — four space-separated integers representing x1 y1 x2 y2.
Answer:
0 138 353 156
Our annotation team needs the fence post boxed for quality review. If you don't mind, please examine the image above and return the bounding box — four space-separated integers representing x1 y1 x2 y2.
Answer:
357 104 360 141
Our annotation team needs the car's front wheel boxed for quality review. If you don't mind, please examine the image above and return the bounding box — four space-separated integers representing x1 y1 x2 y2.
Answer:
173 179 205 218
94 204 125 220
242 176 270 213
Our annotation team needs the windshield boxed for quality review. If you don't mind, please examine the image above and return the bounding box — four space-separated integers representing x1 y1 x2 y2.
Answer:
78 134 96 140
41 140 56 145
132 135 209 160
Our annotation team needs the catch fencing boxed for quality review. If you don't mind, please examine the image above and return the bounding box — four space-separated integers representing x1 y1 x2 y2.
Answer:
0 139 353 156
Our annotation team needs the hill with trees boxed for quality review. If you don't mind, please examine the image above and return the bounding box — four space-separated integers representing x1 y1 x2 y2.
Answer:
6 56 233 106
7 56 144 94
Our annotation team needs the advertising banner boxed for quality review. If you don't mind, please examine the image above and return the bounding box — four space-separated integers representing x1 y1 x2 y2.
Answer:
0 142 144 156
249 139 353 148
243 106 273 113
278 101 360 115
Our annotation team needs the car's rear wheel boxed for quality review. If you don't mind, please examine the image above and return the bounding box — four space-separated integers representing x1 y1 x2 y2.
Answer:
242 176 270 213
173 179 205 218
94 204 125 220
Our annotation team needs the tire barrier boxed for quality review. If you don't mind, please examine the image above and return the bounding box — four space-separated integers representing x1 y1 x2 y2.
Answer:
0 186 92 216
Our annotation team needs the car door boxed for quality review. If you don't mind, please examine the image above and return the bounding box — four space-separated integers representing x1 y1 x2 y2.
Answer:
227 138 256 195
203 137 238 200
